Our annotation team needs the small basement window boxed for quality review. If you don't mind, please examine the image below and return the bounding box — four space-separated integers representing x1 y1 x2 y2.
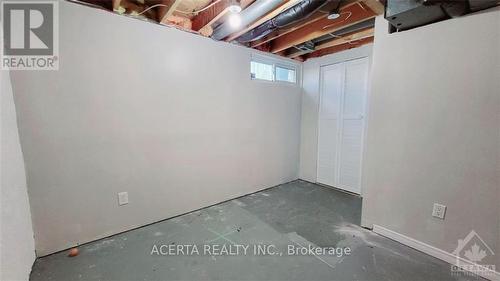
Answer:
275 66 296 83
250 55 298 84
251 61 274 81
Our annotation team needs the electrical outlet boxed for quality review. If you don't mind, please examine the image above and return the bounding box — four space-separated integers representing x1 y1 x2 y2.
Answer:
118 192 128 206
432 203 446 219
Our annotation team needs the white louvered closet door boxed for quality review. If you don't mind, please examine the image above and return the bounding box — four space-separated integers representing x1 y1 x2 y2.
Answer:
317 57 369 194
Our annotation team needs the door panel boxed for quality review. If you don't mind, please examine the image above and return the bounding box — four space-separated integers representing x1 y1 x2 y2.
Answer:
317 119 338 186
338 58 369 193
317 57 369 194
317 64 342 187
338 119 364 193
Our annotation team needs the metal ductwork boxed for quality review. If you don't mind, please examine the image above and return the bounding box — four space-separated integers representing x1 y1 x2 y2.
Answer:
312 18 375 44
385 0 498 32
211 0 283 41
237 0 337 43
290 18 375 56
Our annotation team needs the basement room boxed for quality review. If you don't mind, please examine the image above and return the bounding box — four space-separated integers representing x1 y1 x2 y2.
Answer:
1 0 499 280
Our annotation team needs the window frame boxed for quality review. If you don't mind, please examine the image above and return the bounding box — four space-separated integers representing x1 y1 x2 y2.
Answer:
250 54 300 86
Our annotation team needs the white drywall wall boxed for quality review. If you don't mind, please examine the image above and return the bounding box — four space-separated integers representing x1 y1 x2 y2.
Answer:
1 69 36 280
362 11 500 269
10 2 302 256
299 44 372 183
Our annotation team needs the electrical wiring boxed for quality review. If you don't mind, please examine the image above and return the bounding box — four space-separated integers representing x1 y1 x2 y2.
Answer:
322 11 352 29
136 4 168 16
175 0 223 14
136 0 223 16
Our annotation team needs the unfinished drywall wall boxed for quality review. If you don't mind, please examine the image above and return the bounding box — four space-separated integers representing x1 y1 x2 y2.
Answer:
362 11 500 270
10 2 302 256
299 45 372 183
1 69 36 280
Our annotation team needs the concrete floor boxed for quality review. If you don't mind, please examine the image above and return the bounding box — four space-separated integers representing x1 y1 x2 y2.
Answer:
31 180 483 281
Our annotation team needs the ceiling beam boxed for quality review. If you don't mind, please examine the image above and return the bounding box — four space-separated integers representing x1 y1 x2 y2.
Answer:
158 0 183 24
315 26 374 50
115 0 156 19
270 2 376 53
249 0 363 48
191 0 255 36
286 48 310 59
112 0 122 11
286 26 374 58
250 12 324 48
224 0 301 42
192 0 232 31
361 0 384 15
305 36 374 59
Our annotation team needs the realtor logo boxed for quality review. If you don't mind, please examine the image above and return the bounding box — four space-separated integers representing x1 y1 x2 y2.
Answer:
451 230 495 277
1 1 58 70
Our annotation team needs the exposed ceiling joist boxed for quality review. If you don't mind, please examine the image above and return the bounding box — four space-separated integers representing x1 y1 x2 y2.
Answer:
316 26 374 50
224 0 301 42
191 0 255 36
361 0 384 15
287 48 310 59
305 36 373 59
250 13 323 48
159 0 183 24
248 0 364 48
115 0 157 19
270 2 376 53
192 0 231 31
287 26 374 58
112 0 122 11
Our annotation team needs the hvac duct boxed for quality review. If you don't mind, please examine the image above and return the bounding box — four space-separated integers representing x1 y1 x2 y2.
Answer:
211 0 283 40
237 0 335 43
385 0 498 31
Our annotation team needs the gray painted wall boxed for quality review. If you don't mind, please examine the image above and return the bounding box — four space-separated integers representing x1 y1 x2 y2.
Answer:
10 2 302 256
1 69 36 280
362 12 500 269
299 45 373 184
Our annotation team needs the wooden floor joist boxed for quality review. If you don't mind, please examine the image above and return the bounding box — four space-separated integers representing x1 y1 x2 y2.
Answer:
249 0 363 48
361 0 384 15
315 26 374 50
158 0 183 24
304 36 374 59
191 0 255 36
192 0 231 31
270 2 376 53
224 0 301 42
286 26 374 59
112 0 121 11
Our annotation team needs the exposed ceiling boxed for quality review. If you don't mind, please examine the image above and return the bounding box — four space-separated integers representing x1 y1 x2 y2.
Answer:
74 0 384 60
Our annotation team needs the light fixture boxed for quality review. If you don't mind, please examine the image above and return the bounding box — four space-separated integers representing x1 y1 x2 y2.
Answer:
327 11 341 20
228 13 242 28
228 0 242 13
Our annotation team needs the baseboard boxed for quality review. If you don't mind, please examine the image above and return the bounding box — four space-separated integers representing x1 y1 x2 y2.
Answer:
373 225 500 281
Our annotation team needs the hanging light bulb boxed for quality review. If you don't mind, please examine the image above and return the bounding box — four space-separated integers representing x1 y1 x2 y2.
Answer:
228 0 242 13
228 13 242 28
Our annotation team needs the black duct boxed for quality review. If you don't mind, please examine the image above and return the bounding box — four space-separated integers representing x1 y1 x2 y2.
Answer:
386 0 498 32
312 18 375 44
237 0 339 43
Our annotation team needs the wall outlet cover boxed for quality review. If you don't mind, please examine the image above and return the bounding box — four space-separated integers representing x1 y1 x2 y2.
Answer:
432 203 446 219
118 192 129 206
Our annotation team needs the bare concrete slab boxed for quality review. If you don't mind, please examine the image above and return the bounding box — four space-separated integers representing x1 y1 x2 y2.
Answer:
30 180 483 281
